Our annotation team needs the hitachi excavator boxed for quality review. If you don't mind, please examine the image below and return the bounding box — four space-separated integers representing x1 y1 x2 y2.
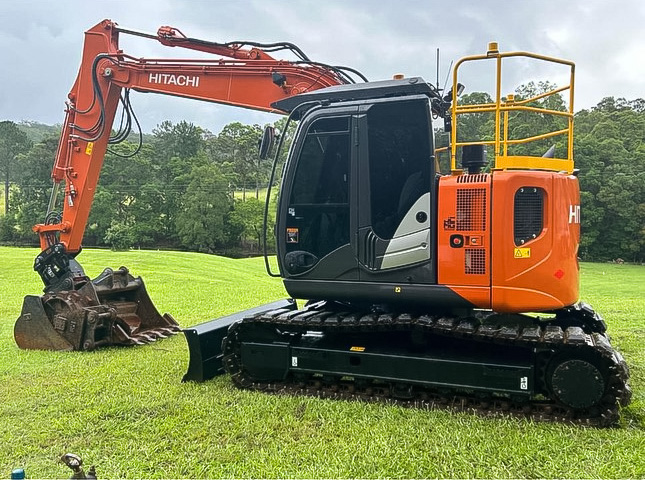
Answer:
15 19 630 426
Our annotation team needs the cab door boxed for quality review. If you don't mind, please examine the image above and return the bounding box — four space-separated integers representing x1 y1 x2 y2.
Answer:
277 107 359 280
357 97 436 284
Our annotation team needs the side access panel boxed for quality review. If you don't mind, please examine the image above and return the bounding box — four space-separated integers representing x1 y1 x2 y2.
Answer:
490 171 580 312
437 174 491 308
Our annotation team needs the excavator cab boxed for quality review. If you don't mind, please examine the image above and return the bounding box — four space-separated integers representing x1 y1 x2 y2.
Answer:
273 79 461 307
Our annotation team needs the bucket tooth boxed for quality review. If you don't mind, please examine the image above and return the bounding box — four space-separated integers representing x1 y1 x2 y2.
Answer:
135 332 157 343
159 327 179 335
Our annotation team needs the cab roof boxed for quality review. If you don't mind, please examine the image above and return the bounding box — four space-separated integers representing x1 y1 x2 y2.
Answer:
271 77 434 116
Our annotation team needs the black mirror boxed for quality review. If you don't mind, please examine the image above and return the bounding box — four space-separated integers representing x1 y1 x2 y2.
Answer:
443 82 465 102
258 126 275 160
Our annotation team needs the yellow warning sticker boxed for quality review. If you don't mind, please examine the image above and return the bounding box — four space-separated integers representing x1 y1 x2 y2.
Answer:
350 346 365 352
514 248 531 258
85 142 94 155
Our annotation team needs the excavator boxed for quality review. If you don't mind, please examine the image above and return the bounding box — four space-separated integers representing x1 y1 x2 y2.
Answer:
14 19 631 426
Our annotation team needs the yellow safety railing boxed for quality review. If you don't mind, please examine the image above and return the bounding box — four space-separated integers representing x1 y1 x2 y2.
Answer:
450 43 575 174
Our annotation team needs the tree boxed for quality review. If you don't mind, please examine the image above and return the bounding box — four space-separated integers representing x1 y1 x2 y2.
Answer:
456 92 495 143
150 121 209 242
0 121 32 213
152 120 205 161
88 142 168 248
175 163 233 251
574 97 645 261
209 122 263 199
507 81 568 158
10 134 59 242
229 197 267 252
104 220 135 250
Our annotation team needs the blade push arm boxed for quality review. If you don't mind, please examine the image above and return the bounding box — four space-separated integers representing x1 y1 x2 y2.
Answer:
34 19 355 278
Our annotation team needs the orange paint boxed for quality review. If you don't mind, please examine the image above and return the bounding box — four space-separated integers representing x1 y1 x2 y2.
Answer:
33 19 347 253
438 170 580 312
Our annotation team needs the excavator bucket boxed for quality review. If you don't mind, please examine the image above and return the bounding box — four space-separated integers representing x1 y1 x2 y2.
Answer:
15 267 180 351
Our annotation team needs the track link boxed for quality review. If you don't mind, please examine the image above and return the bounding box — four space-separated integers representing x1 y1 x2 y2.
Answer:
222 302 631 427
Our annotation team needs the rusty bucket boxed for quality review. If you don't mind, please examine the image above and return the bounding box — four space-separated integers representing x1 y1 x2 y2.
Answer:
15 267 180 351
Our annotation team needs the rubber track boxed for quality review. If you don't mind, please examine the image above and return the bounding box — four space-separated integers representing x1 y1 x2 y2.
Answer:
222 303 631 427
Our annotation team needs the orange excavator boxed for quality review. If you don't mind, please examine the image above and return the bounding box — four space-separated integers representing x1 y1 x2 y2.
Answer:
15 20 630 426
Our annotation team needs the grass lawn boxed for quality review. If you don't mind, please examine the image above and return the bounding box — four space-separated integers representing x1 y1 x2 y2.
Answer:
233 188 268 201
0 246 643 478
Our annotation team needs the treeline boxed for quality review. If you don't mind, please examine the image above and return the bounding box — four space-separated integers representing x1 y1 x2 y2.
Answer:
0 119 290 255
435 85 644 263
0 90 643 261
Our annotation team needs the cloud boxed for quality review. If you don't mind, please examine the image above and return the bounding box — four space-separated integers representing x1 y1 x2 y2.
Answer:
1 0 643 133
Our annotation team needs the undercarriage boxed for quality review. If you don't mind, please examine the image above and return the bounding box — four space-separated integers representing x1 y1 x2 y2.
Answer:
220 301 631 427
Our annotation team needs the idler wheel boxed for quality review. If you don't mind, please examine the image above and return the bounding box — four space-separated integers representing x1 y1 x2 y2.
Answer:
548 358 605 409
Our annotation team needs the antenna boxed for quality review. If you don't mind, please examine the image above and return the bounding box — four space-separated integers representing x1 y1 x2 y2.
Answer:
436 48 440 89
442 60 453 94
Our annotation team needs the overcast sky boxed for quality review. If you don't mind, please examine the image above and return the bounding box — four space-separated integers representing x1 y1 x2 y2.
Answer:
1 0 643 134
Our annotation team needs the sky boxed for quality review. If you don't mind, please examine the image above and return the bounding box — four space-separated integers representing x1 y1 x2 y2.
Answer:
1 0 643 135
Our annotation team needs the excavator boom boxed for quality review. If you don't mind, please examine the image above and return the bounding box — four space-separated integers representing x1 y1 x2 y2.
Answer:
16 19 355 351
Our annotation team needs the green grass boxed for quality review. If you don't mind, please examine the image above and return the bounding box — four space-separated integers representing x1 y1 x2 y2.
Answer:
233 188 268 201
0 247 643 478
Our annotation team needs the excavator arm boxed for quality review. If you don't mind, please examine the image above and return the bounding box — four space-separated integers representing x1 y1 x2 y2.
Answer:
36 19 354 266
16 19 358 351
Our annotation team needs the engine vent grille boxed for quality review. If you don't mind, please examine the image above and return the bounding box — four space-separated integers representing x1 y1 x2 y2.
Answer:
456 188 487 231
514 187 544 245
457 173 490 184
465 248 486 275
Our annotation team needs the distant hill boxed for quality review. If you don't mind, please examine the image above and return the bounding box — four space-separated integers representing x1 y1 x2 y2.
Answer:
17 121 61 143
16 121 155 144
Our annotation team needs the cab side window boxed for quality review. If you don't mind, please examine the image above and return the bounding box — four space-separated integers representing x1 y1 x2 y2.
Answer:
287 116 351 262
367 101 432 239
290 117 350 205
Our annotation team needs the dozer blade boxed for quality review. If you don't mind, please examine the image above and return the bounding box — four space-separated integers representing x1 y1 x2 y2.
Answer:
182 298 297 382
15 267 180 351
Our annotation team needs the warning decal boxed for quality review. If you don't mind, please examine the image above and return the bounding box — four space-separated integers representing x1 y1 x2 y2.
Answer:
514 248 531 258
286 228 299 243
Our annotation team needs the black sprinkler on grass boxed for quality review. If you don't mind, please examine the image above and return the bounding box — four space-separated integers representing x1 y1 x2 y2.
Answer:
61 453 97 480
